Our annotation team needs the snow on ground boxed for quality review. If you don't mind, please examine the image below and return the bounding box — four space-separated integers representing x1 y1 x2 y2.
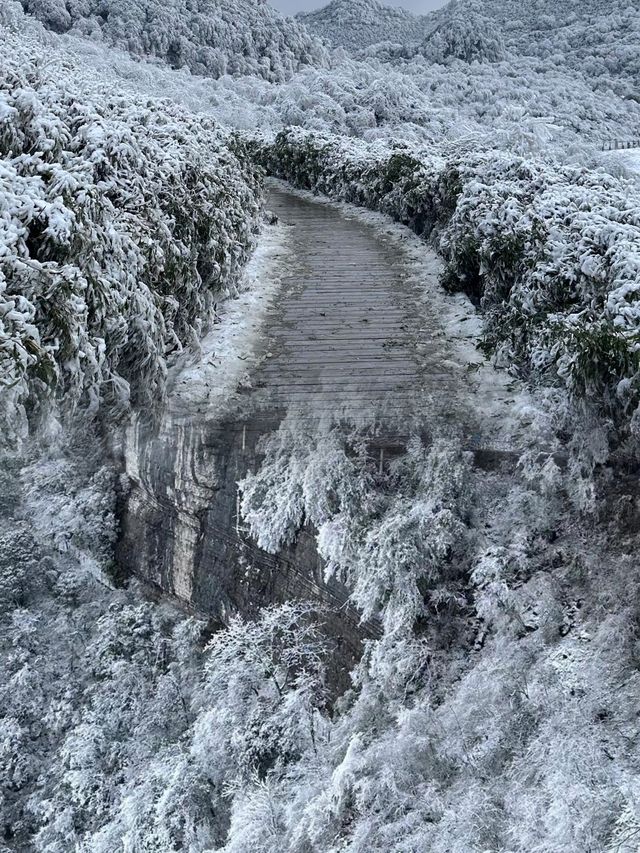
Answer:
166 216 292 415
604 148 640 181
615 148 640 176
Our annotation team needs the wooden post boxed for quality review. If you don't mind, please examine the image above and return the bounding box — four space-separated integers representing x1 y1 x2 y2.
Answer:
242 424 246 452
236 489 241 536
379 447 384 475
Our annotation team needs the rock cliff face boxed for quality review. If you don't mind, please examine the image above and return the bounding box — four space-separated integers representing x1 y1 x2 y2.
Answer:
117 410 370 670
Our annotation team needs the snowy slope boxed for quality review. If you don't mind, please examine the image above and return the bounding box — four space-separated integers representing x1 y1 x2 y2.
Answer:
19 0 328 81
607 147 640 180
300 0 638 99
297 0 433 51
454 0 640 94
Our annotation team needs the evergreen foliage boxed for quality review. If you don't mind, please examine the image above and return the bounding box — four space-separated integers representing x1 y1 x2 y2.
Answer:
0 34 261 447
20 0 328 81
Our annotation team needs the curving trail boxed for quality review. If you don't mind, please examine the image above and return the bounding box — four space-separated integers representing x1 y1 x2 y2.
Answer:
118 183 538 670
248 187 426 426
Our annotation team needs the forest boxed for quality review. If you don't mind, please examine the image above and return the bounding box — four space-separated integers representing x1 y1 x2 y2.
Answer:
1 0 640 849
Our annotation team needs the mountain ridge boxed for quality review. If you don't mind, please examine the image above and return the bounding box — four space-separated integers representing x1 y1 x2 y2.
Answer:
297 0 436 51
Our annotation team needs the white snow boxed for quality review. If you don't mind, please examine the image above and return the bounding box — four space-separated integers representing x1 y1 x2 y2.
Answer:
607 147 640 180
2 2 640 851
166 217 292 415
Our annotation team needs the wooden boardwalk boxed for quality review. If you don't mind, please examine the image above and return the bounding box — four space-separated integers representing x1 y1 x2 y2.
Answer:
237 185 460 436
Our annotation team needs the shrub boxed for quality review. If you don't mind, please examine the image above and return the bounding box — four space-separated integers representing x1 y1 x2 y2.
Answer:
0 43 262 446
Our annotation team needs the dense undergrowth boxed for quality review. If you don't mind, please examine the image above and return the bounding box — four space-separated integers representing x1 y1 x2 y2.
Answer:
230 419 640 852
3 412 640 852
251 129 640 442
0 34 262 447
0 434 329 851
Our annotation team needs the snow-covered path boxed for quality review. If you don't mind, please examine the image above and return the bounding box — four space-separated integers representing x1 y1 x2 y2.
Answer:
241 183 535 454
163 179 535 449
246 186 429 428
119 182 543 636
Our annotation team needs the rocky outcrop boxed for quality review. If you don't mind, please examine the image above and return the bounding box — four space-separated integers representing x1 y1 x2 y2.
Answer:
117 410 371 672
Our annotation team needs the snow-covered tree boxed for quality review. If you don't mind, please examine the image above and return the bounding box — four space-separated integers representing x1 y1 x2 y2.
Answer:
0 28 262 448
420 9 505 64
20 0 328 82
297 0 432 52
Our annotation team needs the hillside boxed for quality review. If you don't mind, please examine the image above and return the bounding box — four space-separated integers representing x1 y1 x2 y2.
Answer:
2 0 640 850
454 0 640 96
299 0 639 98
297 0 433 51
19 0 328 80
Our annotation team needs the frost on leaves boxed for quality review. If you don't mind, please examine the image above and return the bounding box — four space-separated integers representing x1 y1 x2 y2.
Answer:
240 422 473 635
0 43 261 447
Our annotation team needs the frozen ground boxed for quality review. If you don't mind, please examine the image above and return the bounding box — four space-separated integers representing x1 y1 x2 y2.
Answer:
163 178 552 449
606 147 640 180
166 216 292 415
